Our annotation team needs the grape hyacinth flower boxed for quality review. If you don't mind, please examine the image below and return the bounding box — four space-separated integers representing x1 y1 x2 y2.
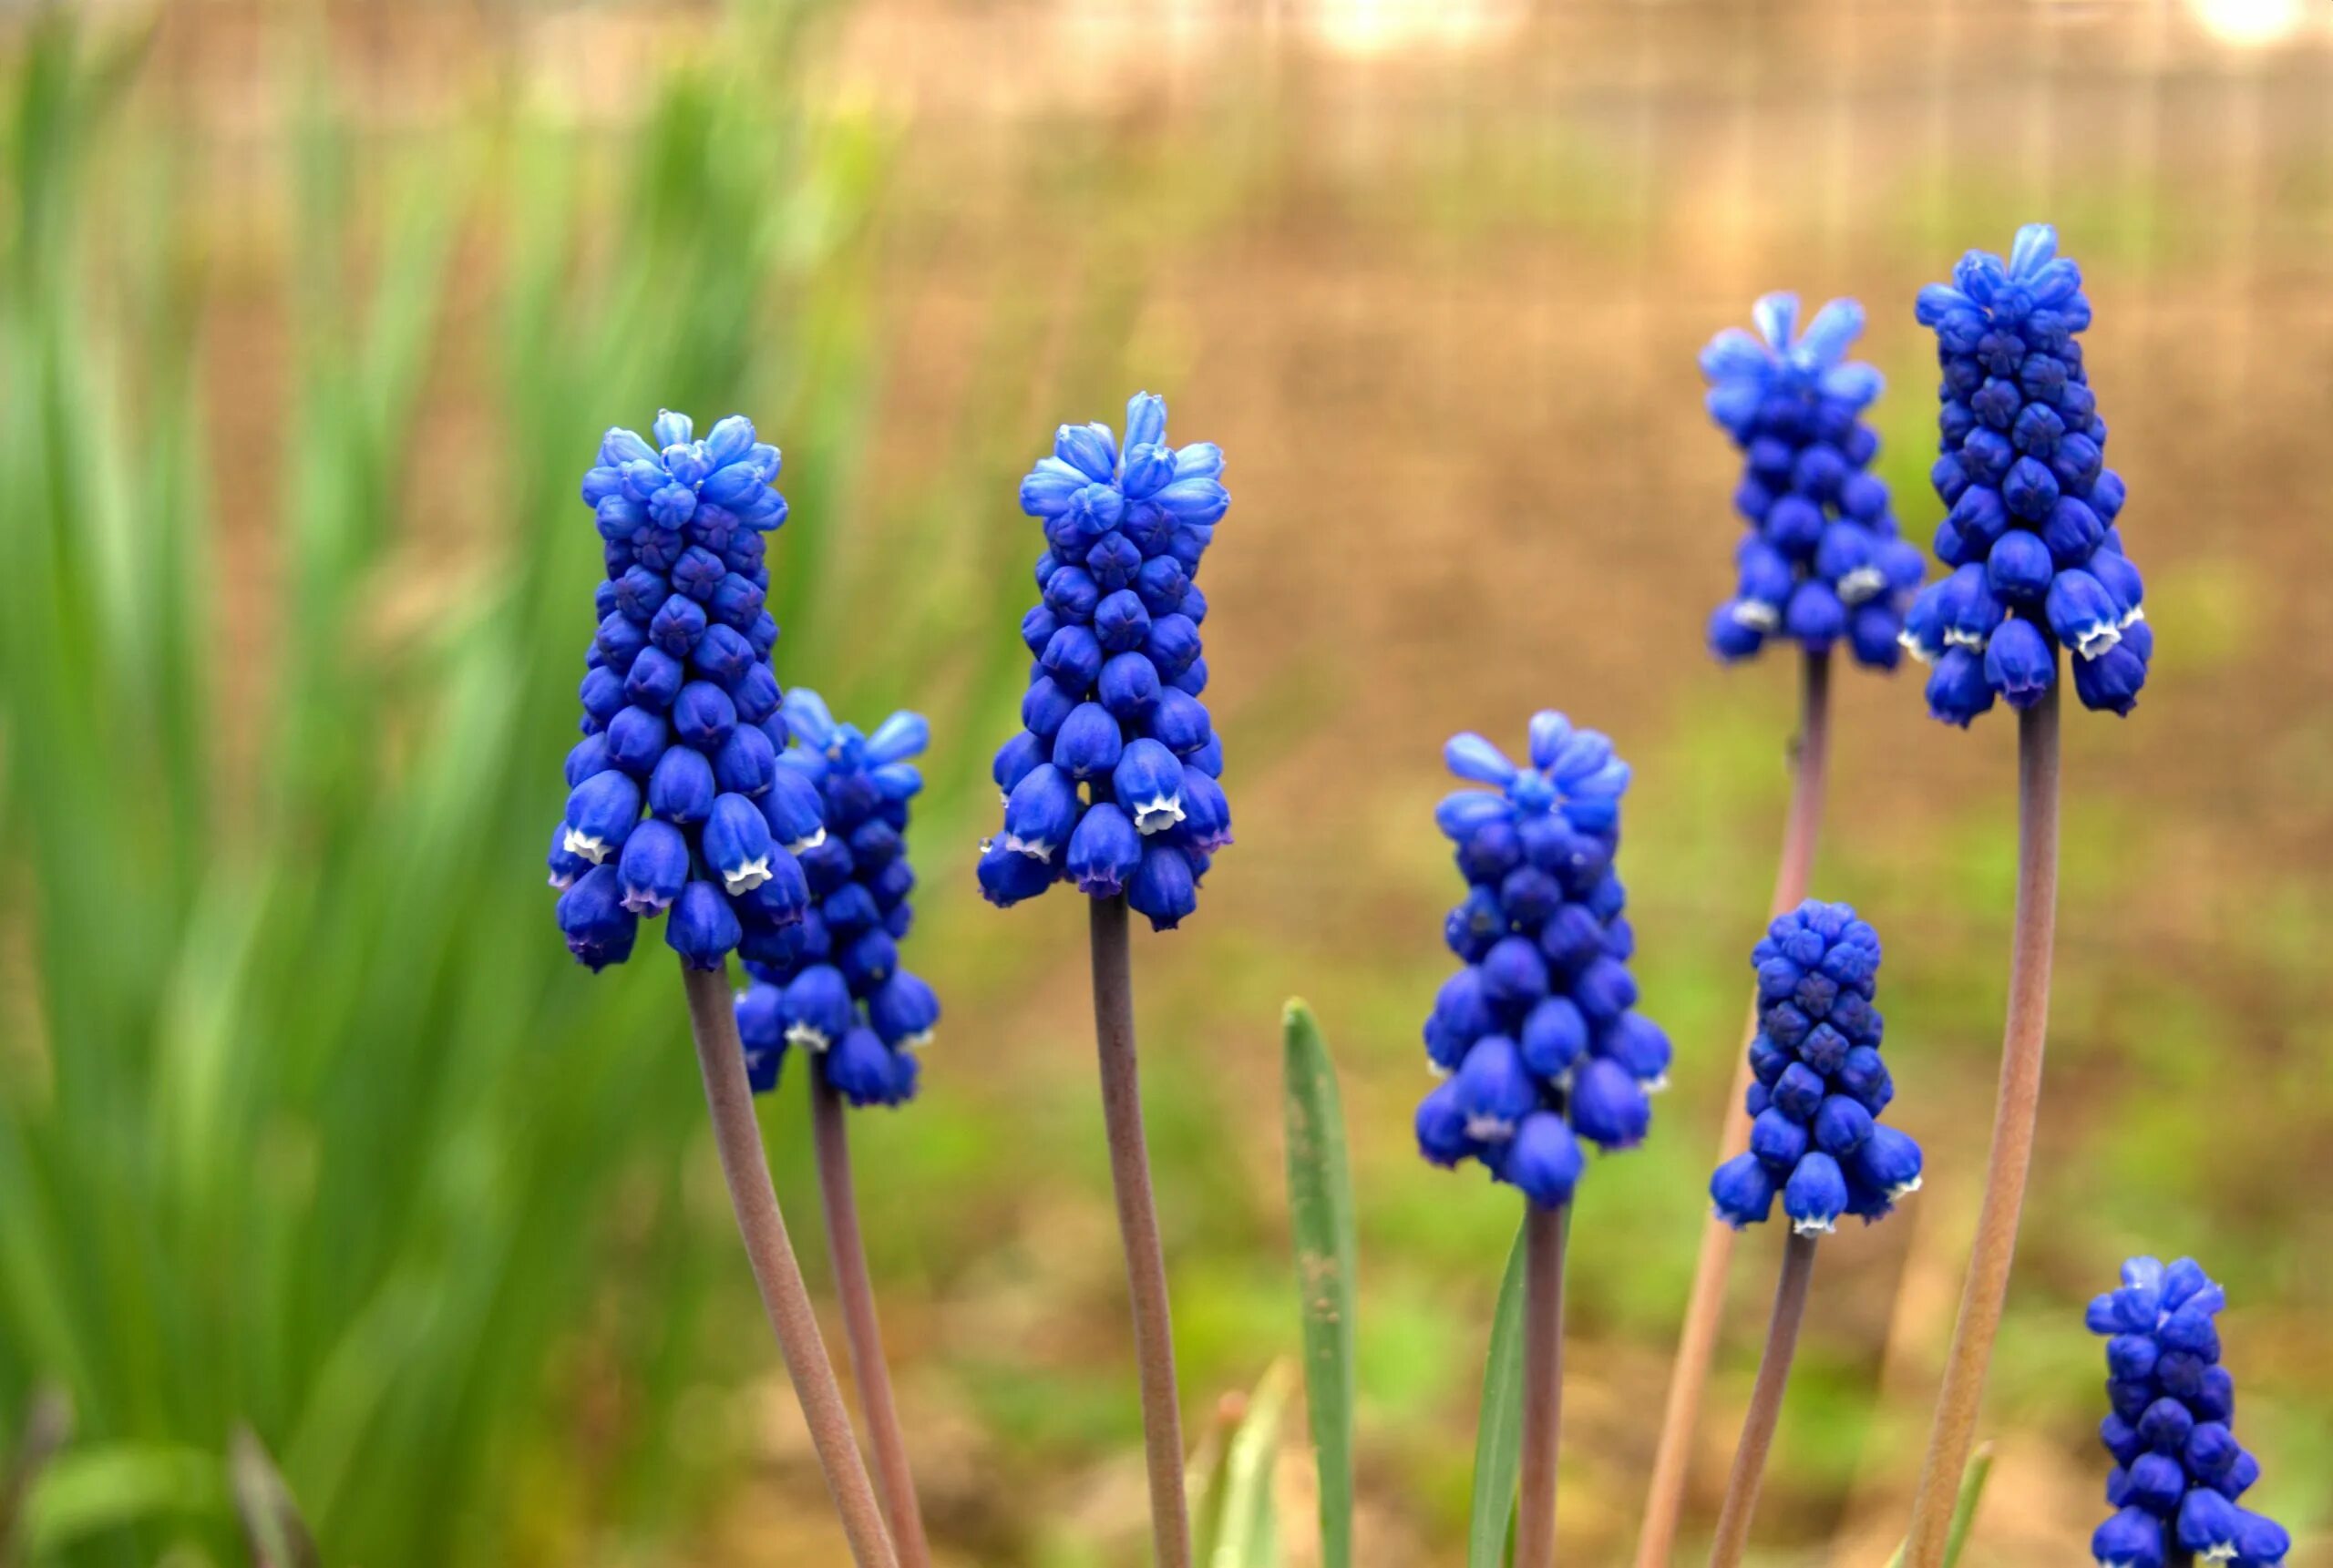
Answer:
544 412 897 1568
1710 901 1923 1235
976 391 1230 933
1701 294 1926 670
2087 1258 2289 1568
1415 712 1657 1568
1901 223 2153 724
1413 713 1663 1211
550 411 814 972
734 690 938 1109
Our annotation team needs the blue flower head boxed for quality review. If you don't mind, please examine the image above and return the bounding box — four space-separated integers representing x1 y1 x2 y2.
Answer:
2085 1257 2288 1568
1709 900 1923 1235
732 691 938 1108
551 412 812 972
1701 295 1925 670
1903 224 2153 724
1414 713 1661 1210
978 394 1230 932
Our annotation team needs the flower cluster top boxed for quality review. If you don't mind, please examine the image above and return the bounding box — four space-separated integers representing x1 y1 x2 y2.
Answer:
550 412 811 971
2087 1257 2288 1568
977 394 1232 931
734 692 938 1109
1709 901 1923 1235
1903 224 2153 724
1701 295 1926 670
1413 715 1668 1210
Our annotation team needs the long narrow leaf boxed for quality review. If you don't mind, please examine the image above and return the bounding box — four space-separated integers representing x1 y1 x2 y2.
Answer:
1882 1443 1994 1568
1467 1223 1530 1568
229 1426 320 1568
1280 999 1355 1568
1210 1361 1292 1568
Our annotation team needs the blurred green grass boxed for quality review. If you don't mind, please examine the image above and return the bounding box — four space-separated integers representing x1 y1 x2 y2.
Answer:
2 3 2330 1565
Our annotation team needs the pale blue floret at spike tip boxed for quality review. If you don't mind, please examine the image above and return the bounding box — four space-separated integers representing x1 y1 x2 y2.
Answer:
1902 223 2154 724
1413 713 1665 1210
1701 292 1926 671
550 410 809 973
2086 1257 2289 1568
980 393 1232 931
1709 900 1923 1235
731 689 939 1109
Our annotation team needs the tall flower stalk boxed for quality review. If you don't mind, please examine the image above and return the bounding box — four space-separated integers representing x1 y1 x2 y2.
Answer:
1896 224 2150 1567
1640 292 1917 1568
1414 715 1662 1568
978 393 1232 1568
735 691 940 1567
550 414 898 1566
1704 903 1922 1567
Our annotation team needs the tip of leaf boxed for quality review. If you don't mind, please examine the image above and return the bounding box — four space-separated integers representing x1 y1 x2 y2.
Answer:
1282 997 1312 1027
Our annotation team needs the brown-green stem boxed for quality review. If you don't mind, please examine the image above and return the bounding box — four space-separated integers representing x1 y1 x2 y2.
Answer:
1706 1232 1820 1568
1900 678 2061 1566
680 961 899 1568
1514 1201 1571 1568
1637 649 1832 1568
1089 895 1193 1568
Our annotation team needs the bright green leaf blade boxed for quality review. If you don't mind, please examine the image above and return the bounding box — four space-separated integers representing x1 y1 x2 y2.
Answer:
1467 1222 1530 1568
20 1441 226 1554
1210 1361 1292 1568
1280 999 1356 1568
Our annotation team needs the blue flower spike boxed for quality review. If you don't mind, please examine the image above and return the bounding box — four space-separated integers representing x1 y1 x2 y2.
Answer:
732 692 939 1108
1701 294 1925 669
980 394 1231 931
552 412 807 971
1902 224 2153 724
2086 1257 2289 1568
1710 900 1922 1235
1414 713 1661 1210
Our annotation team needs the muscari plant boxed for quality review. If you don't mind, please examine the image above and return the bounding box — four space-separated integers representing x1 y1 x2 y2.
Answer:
522 228 2297 1568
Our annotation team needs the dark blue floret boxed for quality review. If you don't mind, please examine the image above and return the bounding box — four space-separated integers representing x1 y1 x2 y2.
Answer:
550 411 810 972
1414 713 1660 1210
731 692 939 1109
1701 294 1923 670
2086 1257 2287 1568
1710 901 1922 1235
982 395 1231 931
1904 225 2152 723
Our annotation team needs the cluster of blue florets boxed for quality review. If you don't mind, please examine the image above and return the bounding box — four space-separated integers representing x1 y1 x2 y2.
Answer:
1709 902 1923 1235
2087 1258 2288 1568
732 692 938 1109
1903 224 2153 724
1413 715 1668 1209
550 412 812 971
977 394 1232 931
1701 295 1927 670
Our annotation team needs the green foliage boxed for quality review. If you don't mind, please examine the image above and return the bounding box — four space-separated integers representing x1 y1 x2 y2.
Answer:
1466 1225 1528 1568
1279 999 1355 1568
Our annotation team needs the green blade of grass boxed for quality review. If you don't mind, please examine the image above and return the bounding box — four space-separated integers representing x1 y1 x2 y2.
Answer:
1280 999 1355 1568
1881 1442 1994 1568
1467 1222 1529 1568
1209 1361 1292 1568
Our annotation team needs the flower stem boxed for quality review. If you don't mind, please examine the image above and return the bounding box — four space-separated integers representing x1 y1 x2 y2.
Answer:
1705 1233 1820 1568
812 1075 933 1568
1514 1201 1571 1568
1635 649 1831 1568
679 961 899 1568
1900 678 2061 1568
1088 895 1194 1568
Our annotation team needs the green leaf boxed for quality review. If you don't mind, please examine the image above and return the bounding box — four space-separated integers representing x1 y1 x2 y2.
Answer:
1880 1443 1995 1568
1467 1223 1529 1568
1280 999 1355 1568
1209 1361 1292 1568
19 1440 226 1554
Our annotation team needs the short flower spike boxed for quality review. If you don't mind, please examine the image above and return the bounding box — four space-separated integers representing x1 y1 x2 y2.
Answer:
978 394 1230 931
735 692 938 1108
1903 224 2153 723
1415 713 1662 1209
2085 1257 2289 1568
1701 294 1925 669
551 412 809 971
1710 900 1923 1235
